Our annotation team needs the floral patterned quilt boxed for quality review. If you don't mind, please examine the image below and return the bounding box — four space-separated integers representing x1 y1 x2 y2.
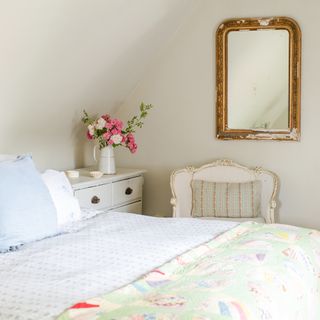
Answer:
57 222 320 320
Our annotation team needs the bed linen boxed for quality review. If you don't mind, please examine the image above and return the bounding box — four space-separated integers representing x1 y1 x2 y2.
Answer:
0 211 237 320
58 222 320 320
0 155 58 252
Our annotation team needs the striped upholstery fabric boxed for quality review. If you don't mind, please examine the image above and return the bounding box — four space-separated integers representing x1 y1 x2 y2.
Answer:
191 180 261 218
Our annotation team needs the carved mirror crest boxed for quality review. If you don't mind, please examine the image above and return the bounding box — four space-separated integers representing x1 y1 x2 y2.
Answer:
216 17 301 141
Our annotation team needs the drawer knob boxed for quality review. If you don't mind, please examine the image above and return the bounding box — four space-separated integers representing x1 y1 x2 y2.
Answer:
91 195 100 204
125 187 133 195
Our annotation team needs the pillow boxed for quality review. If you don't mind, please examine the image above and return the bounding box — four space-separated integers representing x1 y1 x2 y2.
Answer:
0 156 58 253
42 170 81 226
191 180 261 218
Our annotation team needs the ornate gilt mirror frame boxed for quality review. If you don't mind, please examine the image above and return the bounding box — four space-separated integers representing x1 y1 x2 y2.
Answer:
216 17 301 141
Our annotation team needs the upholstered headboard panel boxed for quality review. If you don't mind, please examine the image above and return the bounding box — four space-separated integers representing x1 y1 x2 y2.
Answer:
170 159 279 223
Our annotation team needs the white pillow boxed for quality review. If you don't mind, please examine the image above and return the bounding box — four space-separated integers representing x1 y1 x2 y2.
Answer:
42 170 81 226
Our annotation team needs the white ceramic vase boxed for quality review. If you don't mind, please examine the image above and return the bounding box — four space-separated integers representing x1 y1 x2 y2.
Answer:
93 145 116 174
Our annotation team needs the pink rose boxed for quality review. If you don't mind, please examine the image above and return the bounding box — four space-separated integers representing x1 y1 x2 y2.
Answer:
126 133 135 142
111 128 121 135
125 133 138 153
106 118 123 131
101 114 110 122
86 130 93 140
129 143 137 153
103 131 112 141
113 119 123 130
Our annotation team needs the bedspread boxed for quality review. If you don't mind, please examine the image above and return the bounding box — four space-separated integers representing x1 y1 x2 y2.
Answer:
58 222 320 320
0 212 237 320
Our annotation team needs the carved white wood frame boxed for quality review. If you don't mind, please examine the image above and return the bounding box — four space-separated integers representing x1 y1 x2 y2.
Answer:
170 159 279 223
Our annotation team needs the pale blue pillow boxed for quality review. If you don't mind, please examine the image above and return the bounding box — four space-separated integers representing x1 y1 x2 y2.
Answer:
0 156 58 252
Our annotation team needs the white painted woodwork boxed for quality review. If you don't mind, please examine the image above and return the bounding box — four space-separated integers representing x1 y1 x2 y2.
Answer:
112 176 143 207
75 184 112 210
69 168 145 214
112 201 142 214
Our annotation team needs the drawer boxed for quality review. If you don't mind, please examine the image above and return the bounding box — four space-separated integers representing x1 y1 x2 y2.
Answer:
75 183 112 210
112 176 143 206
111 201 142 214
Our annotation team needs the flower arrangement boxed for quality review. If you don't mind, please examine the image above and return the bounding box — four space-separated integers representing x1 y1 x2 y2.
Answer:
82 102 153 153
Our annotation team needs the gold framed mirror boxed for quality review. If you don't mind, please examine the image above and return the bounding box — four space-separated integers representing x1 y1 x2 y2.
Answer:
216 17 301 141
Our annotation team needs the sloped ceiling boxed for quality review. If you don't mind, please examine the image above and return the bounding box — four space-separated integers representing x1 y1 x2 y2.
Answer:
0 0 197 168
0 0 197 115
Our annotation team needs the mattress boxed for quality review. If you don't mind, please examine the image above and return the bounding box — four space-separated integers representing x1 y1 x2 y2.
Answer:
0 211 237 320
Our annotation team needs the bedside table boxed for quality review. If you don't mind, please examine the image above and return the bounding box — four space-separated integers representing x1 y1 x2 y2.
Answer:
68 168 146 214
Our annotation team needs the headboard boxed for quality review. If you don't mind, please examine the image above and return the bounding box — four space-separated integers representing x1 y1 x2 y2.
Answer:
170 159 279 223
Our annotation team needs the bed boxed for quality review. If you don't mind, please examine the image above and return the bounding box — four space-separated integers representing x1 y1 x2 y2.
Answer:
0 212 237 320
0 160 319 320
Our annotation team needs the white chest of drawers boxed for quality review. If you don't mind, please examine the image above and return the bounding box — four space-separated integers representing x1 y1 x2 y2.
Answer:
68 168 146 214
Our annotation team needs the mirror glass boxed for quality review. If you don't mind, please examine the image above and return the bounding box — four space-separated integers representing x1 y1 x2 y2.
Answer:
216 17 301 141
228 30 289 130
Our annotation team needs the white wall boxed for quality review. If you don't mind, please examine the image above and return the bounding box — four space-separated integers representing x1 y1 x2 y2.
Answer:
0 0 195 171
117 0 320 229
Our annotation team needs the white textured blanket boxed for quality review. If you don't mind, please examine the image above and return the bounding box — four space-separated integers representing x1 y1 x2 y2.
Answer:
0 211 236 320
